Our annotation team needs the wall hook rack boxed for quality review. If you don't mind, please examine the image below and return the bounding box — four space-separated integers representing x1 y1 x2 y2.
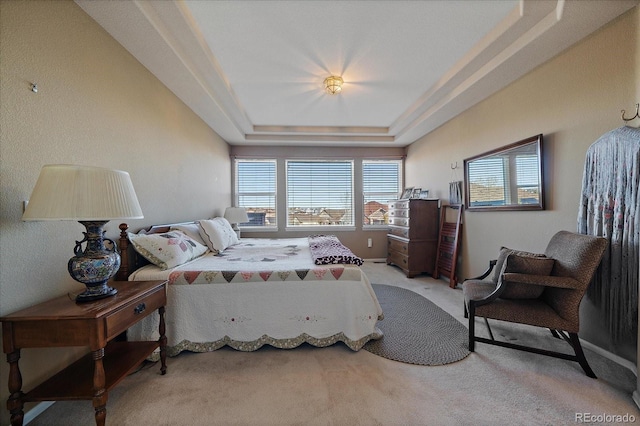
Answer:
621 103 639 122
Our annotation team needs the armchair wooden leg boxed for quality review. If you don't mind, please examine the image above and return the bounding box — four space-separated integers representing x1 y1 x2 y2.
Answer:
468 303 475 352
568 332 596 379
484 318 495 341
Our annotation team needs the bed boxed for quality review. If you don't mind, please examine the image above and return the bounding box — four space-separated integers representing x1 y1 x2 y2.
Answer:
116 219 383 357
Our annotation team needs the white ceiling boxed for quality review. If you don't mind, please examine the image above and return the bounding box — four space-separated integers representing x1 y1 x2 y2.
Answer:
76 0 638 147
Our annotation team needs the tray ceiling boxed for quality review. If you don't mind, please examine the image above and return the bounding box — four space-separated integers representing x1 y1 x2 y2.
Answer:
76 0 638 147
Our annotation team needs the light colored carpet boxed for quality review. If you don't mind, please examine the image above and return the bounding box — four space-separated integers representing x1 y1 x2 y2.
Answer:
28 262 637 426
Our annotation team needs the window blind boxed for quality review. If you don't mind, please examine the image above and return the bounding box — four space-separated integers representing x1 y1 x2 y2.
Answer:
467 157 507 206
235 159 277 227
516 154 540 204
286 160 353 227
363 160 402 226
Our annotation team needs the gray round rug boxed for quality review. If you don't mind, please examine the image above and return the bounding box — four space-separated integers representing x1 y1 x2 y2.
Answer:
364 284 470 365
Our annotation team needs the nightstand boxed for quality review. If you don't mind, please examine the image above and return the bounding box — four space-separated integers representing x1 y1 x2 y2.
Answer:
1 280 167 426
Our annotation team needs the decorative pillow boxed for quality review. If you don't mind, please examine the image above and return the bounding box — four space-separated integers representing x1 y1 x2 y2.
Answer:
491 246 546 283
498 253 555 299
198 218 239 253
128 231 208 270
170 223 207 246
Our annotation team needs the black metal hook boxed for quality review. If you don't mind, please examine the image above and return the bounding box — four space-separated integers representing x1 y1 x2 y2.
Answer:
621 103 639 122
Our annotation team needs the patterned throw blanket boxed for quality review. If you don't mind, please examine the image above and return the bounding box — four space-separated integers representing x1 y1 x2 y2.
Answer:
308 235 363 266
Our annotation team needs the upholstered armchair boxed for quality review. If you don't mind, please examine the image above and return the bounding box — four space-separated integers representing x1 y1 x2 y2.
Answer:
463 231 608 377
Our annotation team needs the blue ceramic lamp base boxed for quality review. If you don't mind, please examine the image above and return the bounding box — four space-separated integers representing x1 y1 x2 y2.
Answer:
68 220 120 303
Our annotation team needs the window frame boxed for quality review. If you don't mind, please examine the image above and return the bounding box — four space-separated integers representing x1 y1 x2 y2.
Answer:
464 134 544 211
233 159 278 230
285 159 355 231
362 159 403 229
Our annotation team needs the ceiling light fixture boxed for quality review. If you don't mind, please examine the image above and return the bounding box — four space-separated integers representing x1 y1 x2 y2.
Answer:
324 76 343 95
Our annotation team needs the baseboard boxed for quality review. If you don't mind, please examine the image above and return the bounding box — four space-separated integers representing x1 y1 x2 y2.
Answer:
579 338 637 376
23 401 54 425
363 258 387 263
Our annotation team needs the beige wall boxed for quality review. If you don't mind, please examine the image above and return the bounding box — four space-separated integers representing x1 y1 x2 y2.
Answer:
1 0 638 422
0 1 230 423
406 7 639 362
231 145 405 259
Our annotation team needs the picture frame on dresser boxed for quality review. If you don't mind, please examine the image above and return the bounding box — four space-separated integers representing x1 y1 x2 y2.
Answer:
400 187 413 199
411 188 422 199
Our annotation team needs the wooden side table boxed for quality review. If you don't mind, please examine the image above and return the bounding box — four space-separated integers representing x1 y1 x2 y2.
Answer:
1 280 167 426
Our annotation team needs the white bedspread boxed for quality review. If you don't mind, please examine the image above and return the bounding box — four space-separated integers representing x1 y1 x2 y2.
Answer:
127 238 383 355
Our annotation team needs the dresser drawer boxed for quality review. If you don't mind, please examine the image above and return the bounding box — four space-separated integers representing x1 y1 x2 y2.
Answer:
389 217 409 227
388 208 409 219
387 250 409 270
388 226 410 238
388 237 409 255
106 285 166 340
389 200 410 210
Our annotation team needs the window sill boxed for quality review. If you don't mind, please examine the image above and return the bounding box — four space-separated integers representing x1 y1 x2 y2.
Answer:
363 225 391 231
285 226 356 233
239 227 278 233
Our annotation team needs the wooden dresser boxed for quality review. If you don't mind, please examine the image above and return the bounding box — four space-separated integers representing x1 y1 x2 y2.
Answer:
387 198 440 277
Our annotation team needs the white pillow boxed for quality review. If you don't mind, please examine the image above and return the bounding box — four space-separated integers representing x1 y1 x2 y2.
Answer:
128 231 208 270
170 223 207 246
198 218 239 252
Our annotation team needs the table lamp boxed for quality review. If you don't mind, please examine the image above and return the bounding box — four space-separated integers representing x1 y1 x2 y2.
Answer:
224 207 249 238
22 165 144 302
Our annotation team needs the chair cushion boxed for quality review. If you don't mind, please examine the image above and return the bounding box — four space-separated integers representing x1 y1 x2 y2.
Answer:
499 253 555 299
491 247 547 283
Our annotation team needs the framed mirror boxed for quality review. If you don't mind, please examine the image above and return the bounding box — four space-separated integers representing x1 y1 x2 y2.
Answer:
464 134 544 211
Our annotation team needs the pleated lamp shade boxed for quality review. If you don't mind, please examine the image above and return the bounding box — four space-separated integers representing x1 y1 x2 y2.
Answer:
23 164 144 221
224 207 249 225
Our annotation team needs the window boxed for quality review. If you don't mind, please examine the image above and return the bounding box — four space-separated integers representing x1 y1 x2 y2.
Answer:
515 154 539 204
234 159 276 227
467 157 507 206
363 160 402 226
464 135 543 210
286 160 353 227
